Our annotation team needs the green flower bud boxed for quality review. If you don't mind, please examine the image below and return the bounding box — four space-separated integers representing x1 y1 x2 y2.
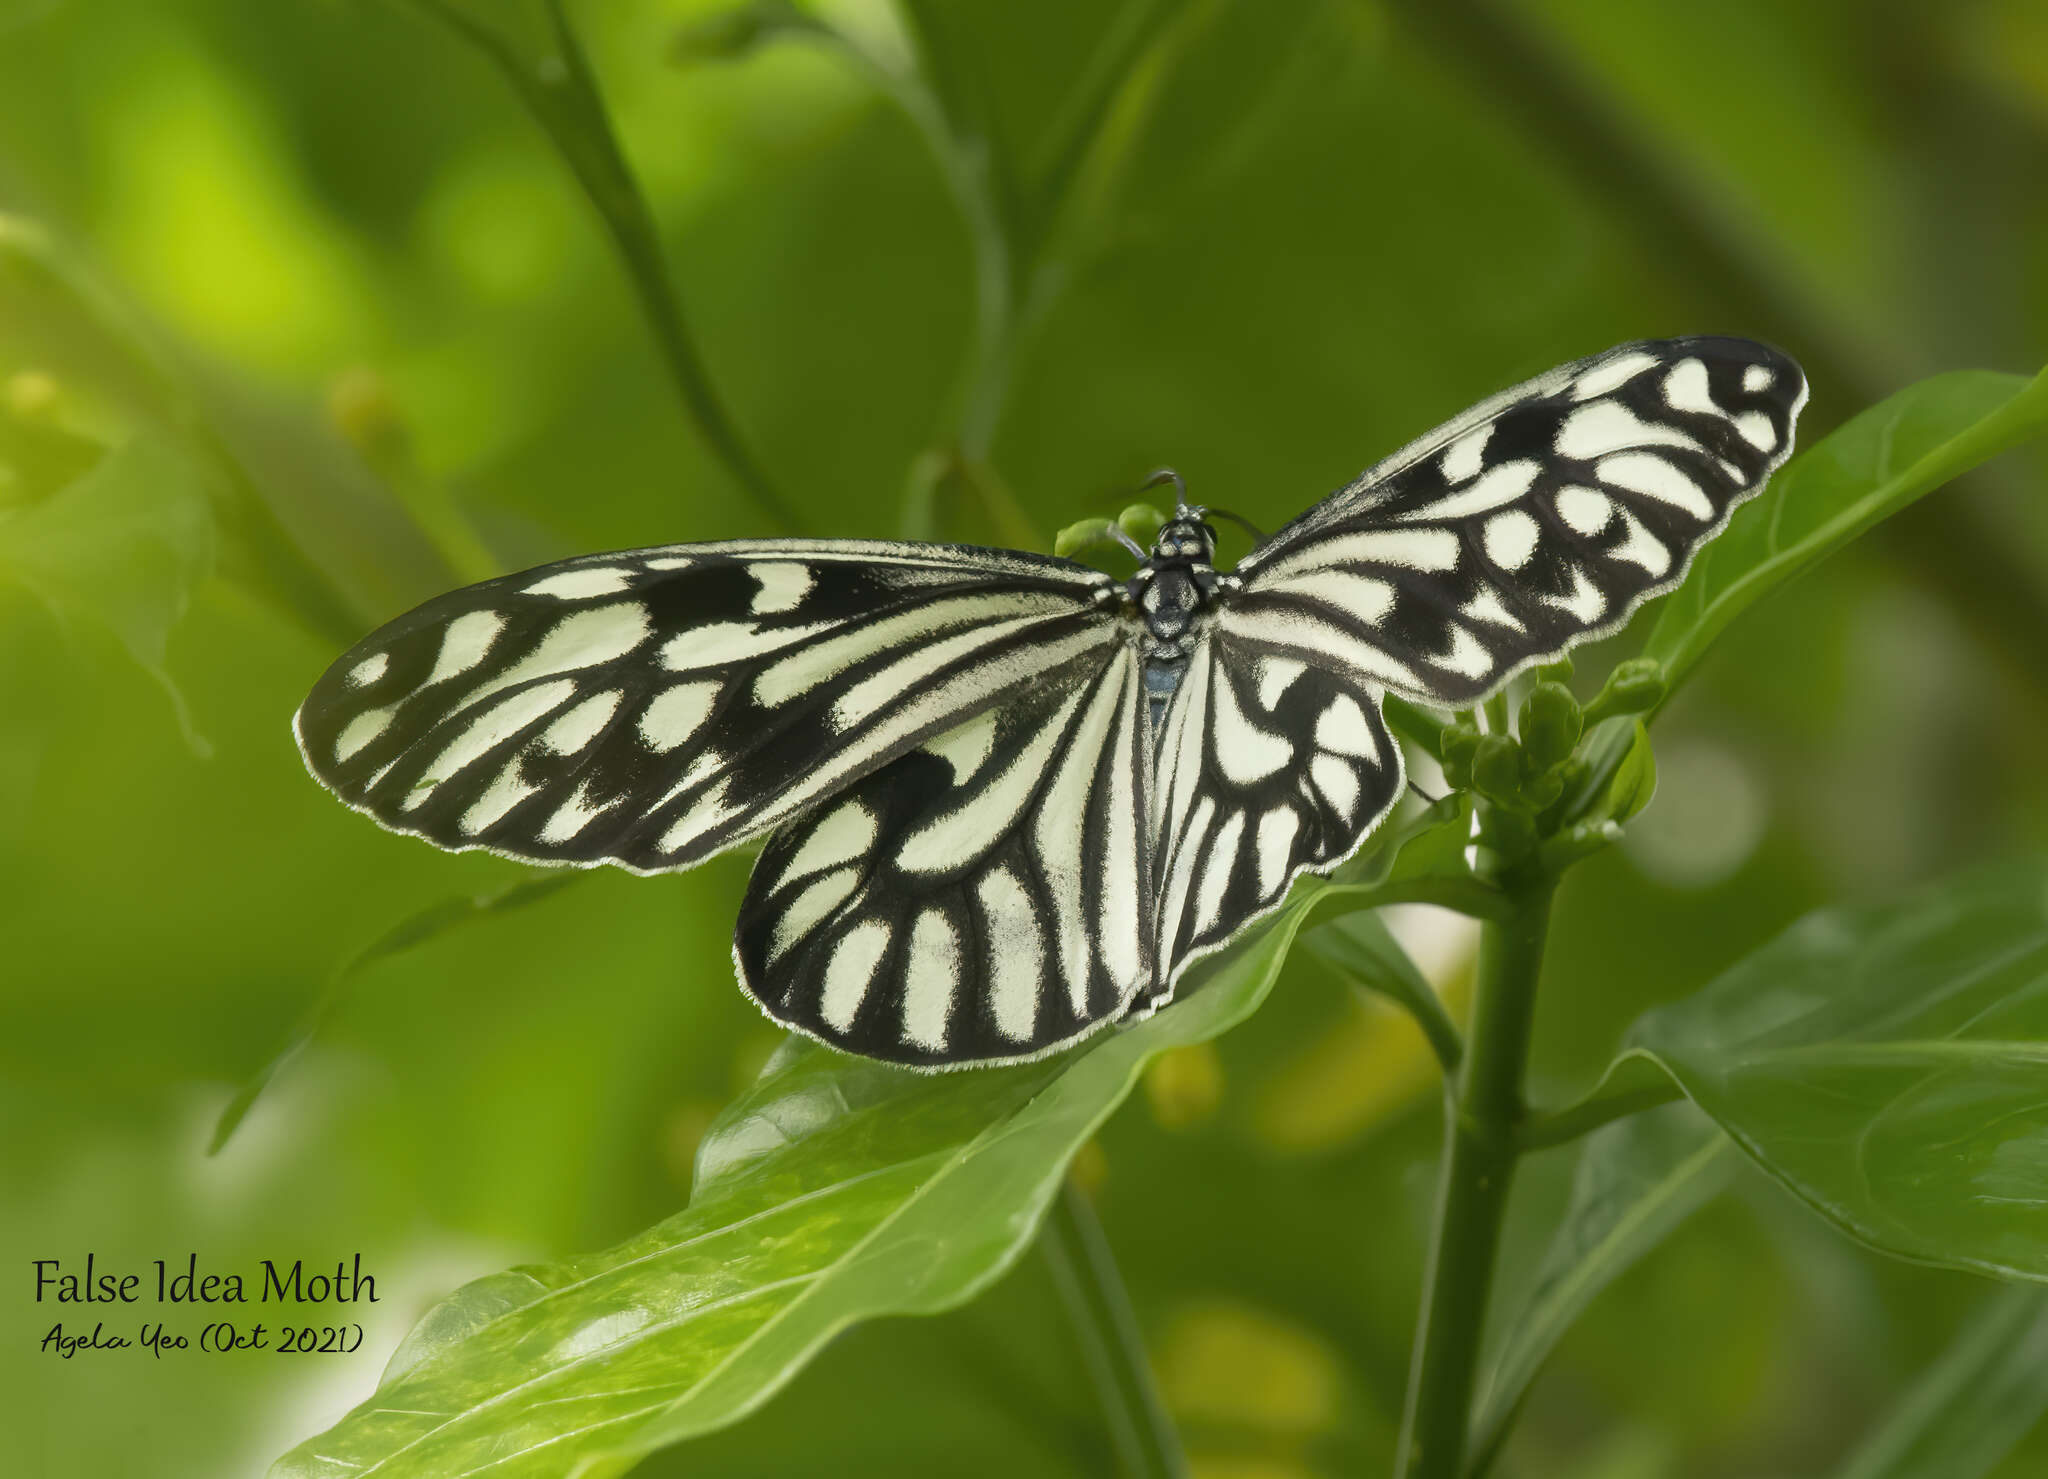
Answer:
1053 517 1115 559
1117 502 1167 547
1518 681 1583 773
1522 769 1564 810
1536 656 1574 683
1439 723 1481 790
1585 657 1667 724
1471 733 1522 806
1478 805 1538 858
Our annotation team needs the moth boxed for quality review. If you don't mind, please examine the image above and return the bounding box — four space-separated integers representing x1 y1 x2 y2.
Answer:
297 337 1805 1069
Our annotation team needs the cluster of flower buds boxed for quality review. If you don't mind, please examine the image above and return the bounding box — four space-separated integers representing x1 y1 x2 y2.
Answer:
1439 656 1667 857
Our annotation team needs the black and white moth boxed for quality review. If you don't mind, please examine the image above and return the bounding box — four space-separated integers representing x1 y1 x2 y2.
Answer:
296 336 1805 1069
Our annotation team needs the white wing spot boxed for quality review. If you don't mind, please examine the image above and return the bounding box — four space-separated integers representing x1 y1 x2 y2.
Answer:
1661 359 1720 418
1735 411 1777 452
1546 566 1607 624
1571 351 1659 400
1255 808 1300 897
541 690 622 755
422 610 507 688
1743 364 1774 393
1558 400 1707 460
347 652 388 688
1461 587 1524 630
1400 459 1540 521
901 910 960 1051
753 592 1050 708
1265 570 1397 623
1556 486 1615 536
1257 656 1305 709
643 556 694 571
407 679 578 811
1483 510 1542 570
779 802 878 887
820 920 891 1032
925 709 998 783
459 760 540 835
1608 508 1672 575
538 783 616 844
749 562 814 615
1214 672 1293 785
767 866 857 966
1314 694 1378 758
1598 453 1713 520
980 868 1043 1042
523 568 633 600
1439 424 1492 484
1311 755 1360 820
897 686 1083 873
1195 810 1244 935
334 708 393 763
1436 626 1493 680
639 681 720 753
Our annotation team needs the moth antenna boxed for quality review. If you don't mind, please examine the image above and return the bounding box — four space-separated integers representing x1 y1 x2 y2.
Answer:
1202 506 1267 542
1107 524 1149 559
1137 467 1188 513
1406 778 1445 806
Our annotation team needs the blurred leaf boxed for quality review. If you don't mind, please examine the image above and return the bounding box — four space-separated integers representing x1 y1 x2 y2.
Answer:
1613 859 2048 1283
269 806 1470 1478
1471 1102 1737 1472
1302 910 1461 1072
1832 1284 2048 1479
211 871 587 1152
0 433 218 751
1600 721 1657 824
1644 364 2048 694
0 212 442 639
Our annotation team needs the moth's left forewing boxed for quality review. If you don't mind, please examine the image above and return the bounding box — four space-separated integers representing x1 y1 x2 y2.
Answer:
1229 337 1806 708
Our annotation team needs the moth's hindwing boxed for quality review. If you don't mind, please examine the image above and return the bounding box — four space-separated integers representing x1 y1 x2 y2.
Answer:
294 540 1122 875
1230 336 1806 706
1152 631 1402 984
735 645 1152 1068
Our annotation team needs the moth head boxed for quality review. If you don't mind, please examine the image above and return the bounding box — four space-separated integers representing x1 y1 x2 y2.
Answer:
1152 512 1218 563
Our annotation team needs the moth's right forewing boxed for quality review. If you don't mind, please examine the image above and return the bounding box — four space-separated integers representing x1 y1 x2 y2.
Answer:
295 539 1122 875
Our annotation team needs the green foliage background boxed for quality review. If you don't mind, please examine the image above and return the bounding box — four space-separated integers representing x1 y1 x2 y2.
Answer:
4 1 2048 1476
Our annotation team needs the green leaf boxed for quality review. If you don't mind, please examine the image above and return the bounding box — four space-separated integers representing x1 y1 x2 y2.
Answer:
1600 721 1656 824
1832 1285 2048 1479
1302 911 1462 1072
270 808 1473 1478
0 434 219 752
211 872 587 1153
1644 364 2048 695
1470 1102 1736 1473
1615 858 2048 1283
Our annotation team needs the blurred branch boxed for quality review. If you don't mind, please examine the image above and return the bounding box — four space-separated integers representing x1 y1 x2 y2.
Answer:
1041 1180 1191 1479
776 0 1202 539
392 0 803 533
1379 0 2048 691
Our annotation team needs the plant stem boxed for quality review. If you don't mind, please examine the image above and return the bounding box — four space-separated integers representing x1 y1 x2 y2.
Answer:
399 0 801 533
1516 1076 1682 1152
1396 870 1555 1479
1041 1179 1189 1479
